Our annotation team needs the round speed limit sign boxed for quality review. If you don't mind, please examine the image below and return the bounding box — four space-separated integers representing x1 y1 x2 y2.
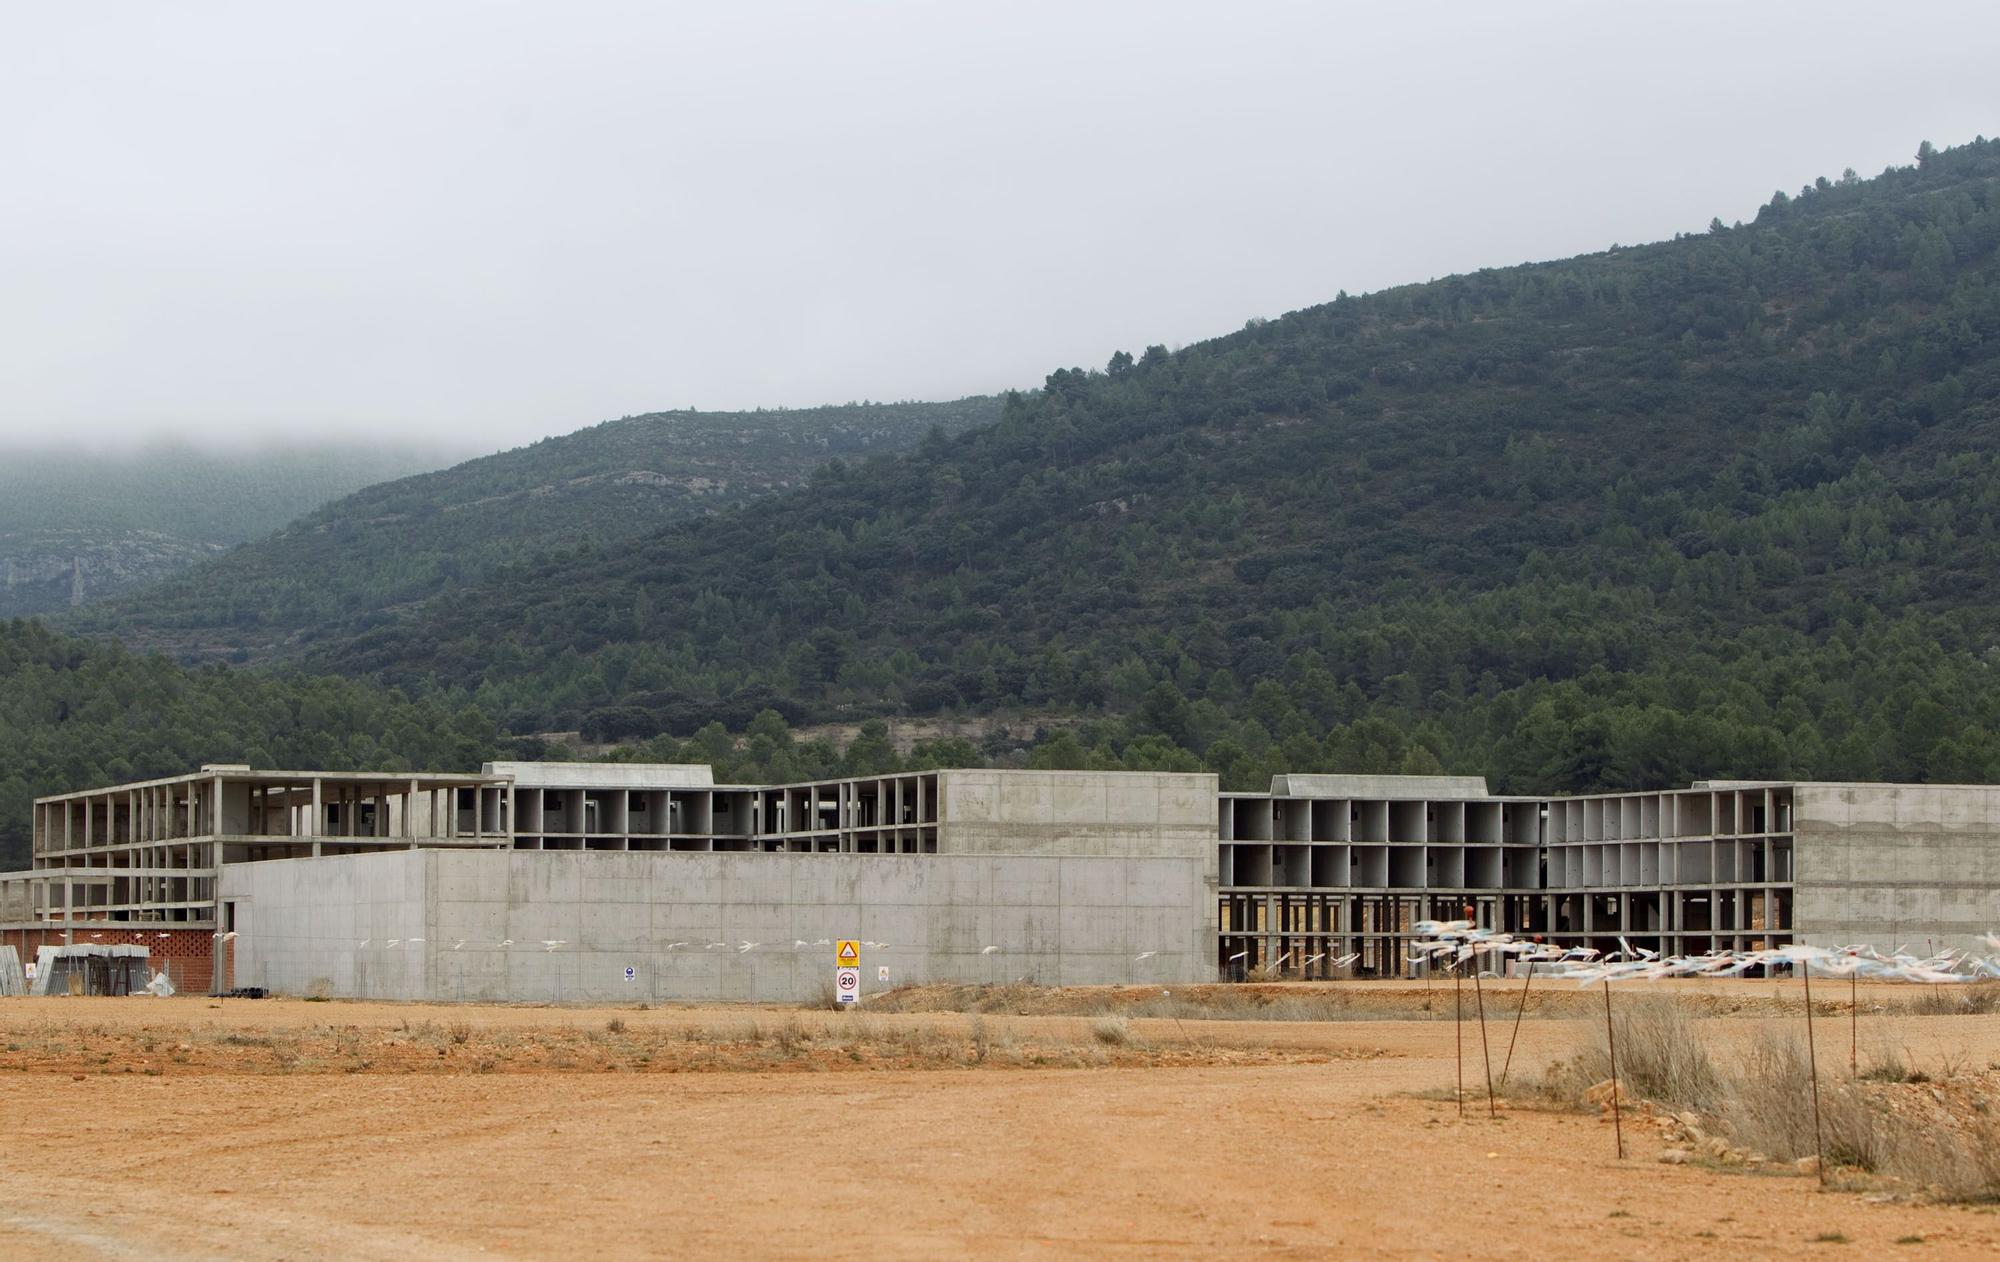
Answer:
835 966 860 1003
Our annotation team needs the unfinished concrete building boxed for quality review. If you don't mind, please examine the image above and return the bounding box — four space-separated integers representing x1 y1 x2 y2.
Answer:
5 764 1999 1001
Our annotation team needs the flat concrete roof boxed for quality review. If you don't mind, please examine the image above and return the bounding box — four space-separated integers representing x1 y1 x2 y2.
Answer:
35 768 508 806
485 761 715 790
1268 774 1492 799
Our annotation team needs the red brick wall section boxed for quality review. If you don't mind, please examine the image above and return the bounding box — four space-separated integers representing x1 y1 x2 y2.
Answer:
5 926 215 994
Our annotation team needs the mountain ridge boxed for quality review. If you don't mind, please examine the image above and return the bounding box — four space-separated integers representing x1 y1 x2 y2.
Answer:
295 136 2000 792
0 442 456 618
70 398 1003 659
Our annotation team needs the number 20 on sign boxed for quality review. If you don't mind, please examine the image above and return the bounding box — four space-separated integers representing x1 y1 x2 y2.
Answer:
835 966 860 1004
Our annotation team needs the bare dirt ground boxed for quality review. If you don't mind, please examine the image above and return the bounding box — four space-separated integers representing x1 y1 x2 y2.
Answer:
4 983 2000 1260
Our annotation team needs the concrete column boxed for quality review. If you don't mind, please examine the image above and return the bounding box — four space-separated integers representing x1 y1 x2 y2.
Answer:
473 786 484 838
210 902 227 995
505 784 515 845
406 778 419 840
311 779 323 858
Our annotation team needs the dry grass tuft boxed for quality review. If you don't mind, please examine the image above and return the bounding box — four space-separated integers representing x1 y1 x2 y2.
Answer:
1542 996 1723 1112
1544 999 2000 1203
1092 1016 1133 1046
1899 983 2000 1017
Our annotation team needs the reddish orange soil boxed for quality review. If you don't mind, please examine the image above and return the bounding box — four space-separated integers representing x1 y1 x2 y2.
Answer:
0 990 1996 1260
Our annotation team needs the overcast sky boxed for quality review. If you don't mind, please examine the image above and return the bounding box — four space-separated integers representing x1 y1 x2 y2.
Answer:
2 2 1995 453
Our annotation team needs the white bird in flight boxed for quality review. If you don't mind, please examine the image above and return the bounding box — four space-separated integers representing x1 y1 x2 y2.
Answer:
541 940 566 952
981 945 1002 955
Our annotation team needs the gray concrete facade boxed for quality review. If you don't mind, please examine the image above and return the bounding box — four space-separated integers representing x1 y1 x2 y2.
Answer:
225 846 1209 1003
25 762 2000 1000
1793 783 2000 956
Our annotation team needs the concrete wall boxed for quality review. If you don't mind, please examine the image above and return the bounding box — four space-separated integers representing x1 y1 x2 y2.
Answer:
937 770 1217 859
226 850 429 999
939 770 1218 968
223 845 1210 1003
1794 784 2000 954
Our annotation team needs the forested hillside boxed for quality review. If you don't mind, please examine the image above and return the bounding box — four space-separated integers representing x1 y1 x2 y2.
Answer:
0 442 451 617
72 400 1001 661
0 620 501 866
315 138 2000 794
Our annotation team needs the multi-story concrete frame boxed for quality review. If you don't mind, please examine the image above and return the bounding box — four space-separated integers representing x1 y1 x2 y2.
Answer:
1218 776 1798 978
3 764 1217 1000
1219 777 2000 976
497 761 944 855
7 764 2000 1000
5 764 511 989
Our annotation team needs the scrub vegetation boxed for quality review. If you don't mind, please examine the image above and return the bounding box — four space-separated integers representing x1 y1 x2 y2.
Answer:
293 139 2000 796
17 138 2000 858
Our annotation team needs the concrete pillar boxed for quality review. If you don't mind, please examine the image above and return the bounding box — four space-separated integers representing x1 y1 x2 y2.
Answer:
473 786 483 838
311 779 323 858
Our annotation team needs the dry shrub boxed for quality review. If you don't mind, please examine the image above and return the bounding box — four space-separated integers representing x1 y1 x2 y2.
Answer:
1901 983 2000 1016
1724 1036 2000 1198
1720 1038 1886 1170
1092 1016 1131 1046
1859 1040 1923 1083
1546 1002 2000 1203
968 1015 997 1063
1546 995 1723 1112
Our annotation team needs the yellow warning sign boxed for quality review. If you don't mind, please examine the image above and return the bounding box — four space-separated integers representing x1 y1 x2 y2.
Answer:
836 939 861 966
